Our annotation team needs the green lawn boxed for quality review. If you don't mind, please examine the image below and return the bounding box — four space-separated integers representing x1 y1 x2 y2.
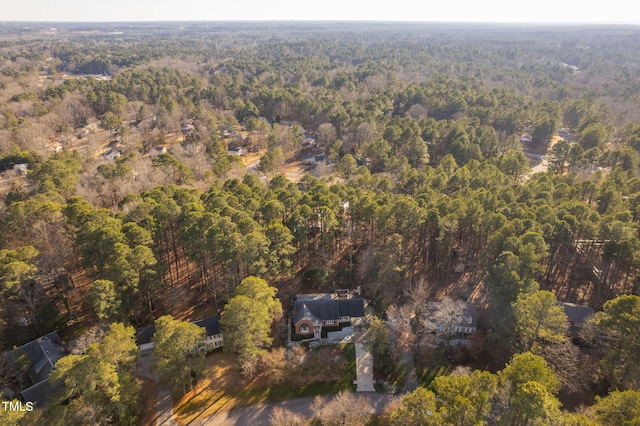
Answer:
416 364 453 387
240 343 357 402
175 343 358 423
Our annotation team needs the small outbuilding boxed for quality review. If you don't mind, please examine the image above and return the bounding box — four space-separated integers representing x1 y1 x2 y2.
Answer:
13 163 28 176
104 149 121 161
149 146 168 157
558 302 594 333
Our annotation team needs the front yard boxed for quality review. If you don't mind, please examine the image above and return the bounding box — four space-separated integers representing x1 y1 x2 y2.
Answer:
173 343 356 424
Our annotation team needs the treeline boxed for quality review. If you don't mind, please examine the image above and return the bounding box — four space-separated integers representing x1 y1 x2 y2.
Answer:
3 141 640 342
3 24 640 423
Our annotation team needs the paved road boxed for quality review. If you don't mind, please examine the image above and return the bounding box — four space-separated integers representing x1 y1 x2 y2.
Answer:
197 393 396 426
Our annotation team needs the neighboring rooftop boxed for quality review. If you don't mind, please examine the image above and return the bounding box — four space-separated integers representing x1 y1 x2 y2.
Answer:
137 315 221 346
5 331 65 407
193 316 221 337
558 302 595 325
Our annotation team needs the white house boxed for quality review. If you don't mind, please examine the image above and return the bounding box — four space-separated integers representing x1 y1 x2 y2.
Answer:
227 147 245 156
104 149 121 160
149 146 168 157
13 163 28 176
137 316 223 354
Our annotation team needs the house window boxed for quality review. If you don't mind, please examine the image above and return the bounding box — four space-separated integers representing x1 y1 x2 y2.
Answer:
339 316 350 322
324 320 335 325
299 324 310 333
214 341 222 347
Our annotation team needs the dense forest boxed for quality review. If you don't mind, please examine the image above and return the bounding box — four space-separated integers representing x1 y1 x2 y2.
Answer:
2 22 640 424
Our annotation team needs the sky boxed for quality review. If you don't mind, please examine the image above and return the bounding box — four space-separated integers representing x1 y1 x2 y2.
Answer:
2 0 638 24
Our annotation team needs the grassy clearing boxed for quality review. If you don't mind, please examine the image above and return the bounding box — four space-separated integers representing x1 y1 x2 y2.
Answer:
174 343 356 425
416 365 453 388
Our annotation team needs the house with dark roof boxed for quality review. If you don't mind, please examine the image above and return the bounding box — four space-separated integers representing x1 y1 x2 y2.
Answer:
293 293 365 339
302 154 317 165
104 149 121 161
227 147 245 156
193 316 224 351
137 316 223 354
5 331 65 407
558 302 594 333
302 153 327 166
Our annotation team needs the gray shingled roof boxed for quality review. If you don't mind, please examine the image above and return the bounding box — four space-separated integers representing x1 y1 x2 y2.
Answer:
136 325 156 346
559 302 594 325
294 298 365 324
193 316 221 337
6 331 65 407
137 315 221 346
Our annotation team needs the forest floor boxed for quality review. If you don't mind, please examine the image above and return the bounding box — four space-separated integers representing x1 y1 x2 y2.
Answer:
56 268 99 343
153 257 223 323
138 375 159 426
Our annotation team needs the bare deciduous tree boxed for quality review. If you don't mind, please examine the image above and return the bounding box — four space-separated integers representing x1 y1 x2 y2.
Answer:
287 345 307 367
404 279 430 319
18 281 46 327
269 406 306 426
405 104 429 120
538 338 599 394
421 297 468 345
387 304 416 358
66 325 107 355
311 391 373 426
260 347 289 384
317 123 337 148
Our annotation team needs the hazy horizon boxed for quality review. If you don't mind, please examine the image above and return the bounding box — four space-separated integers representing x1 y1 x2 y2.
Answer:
3 0 638 25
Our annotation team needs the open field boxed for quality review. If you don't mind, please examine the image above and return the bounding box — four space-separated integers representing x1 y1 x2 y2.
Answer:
174 345 356 425
280 161 315 182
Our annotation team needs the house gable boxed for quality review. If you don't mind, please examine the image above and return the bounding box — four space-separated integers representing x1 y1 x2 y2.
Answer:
293 294 365 337
295 319 315 335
